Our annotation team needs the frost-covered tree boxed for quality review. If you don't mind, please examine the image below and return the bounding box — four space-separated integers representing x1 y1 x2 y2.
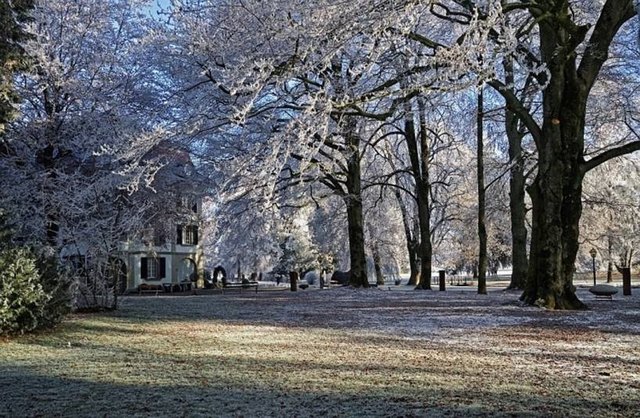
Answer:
165 0 504 288
164 0 639 307
0 0 33 133
424 0 639 308
0 0 168 309
582 157 640 275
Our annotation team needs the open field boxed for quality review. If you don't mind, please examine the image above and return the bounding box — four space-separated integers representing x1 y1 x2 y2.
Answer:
1 286 639 417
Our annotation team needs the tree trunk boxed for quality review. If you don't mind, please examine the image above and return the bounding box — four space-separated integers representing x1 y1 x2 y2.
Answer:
520 54 587 309
344 117 368 288
372 243 385 285
392 185 420 285
404 98 432 290
289 271 298 291
476 87 487 295
519 0 637 309
504 59 528 290
36 145 59 247
417 97 433 290
521 104 588 309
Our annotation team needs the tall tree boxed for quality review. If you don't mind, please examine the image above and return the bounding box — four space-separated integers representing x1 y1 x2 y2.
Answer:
0 0 33 133
427 0 639 308
503 58 529 290
0 0 167 308
497 0 639 309
476 86 487 294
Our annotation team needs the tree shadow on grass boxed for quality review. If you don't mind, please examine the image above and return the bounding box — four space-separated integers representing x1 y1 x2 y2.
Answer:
0 363 636 418
114 290 640 338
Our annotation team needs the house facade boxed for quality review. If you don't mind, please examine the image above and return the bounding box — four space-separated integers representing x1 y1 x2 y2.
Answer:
120 208 205 292
120 147 207 292
60 142 206 294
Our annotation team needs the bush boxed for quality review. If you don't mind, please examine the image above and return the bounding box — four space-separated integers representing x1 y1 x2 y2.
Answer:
0 248 50 334
36 253 71 326
0 248 70 335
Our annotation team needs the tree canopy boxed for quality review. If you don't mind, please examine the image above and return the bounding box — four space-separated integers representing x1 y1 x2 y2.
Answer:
1 0 639 310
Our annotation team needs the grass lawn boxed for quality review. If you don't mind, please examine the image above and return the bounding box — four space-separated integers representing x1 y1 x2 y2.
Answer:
1 286 639 417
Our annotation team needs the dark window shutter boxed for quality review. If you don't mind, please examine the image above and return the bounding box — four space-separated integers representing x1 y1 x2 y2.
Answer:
177 225 183 245
159 258 166 279
141 257 148 279
193 226 199 245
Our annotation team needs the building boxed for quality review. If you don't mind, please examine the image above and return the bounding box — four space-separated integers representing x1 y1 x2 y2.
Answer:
121 144 205 292
61 142 206 294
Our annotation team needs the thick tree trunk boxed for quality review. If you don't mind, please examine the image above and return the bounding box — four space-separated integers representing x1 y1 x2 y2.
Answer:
504 60 528 290
477 87 487 295
520 1 636 309
344 118 368 288
520 79 588 309
521 50 587 309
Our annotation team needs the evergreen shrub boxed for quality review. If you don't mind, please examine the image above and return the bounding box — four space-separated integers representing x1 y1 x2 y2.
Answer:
0 248 70 335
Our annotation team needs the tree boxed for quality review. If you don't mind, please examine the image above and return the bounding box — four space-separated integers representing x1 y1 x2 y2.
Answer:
495 1 639 309
504 62 531 290
0 0 33 133
426 0 639 308
0 0 168 309
476 86 488 294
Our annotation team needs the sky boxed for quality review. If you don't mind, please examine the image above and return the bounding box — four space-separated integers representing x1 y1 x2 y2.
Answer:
146 0 171 18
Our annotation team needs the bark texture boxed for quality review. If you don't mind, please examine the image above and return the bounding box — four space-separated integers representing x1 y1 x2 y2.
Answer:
343 117 368 288
519 0 636 309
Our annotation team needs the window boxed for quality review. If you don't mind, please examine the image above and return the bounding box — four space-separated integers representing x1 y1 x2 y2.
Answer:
178 196 198 214
141 257 166 280
177 225 198 245
147 258 157 278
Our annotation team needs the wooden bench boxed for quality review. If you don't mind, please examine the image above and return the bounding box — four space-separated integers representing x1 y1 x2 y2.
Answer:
222 281 258 294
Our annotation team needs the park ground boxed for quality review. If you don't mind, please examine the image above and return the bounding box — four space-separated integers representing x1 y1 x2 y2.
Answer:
1 285 639 417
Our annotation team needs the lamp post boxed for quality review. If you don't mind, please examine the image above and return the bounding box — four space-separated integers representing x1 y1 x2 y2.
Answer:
589 248 597 286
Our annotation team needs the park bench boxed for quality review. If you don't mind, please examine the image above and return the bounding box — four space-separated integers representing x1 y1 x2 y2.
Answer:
162 281 193 293
589 284 619 300
137 283 163 296
222 281 259 294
